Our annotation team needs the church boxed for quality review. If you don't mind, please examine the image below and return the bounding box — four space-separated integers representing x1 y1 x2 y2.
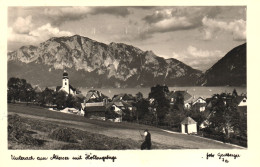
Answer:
56 70 77 96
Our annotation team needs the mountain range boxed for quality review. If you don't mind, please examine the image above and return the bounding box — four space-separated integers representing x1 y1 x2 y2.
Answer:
197 43 246 86
7 35 246 88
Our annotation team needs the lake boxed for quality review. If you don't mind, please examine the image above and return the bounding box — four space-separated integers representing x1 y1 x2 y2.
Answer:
79 86 247 99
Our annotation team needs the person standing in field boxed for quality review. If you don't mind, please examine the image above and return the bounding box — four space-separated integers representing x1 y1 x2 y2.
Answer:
141 129 151 150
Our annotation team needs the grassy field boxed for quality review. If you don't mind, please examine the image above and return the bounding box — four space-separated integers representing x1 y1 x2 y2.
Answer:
7 103 243 149
8 114 155 150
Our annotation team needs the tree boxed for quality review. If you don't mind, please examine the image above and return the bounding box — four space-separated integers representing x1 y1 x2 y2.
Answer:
39 87 55 106
238 111 247 146
135 92 143 102
148 85 170 125
232 89 238 97
173 91 184 112
169 107 186 130
208 93 240 141
134 92 145 122
73 95 84 110
122 108 134 122
8 77 20 103
66 94 75 108
135 99 150 122
23 83 36 104
55 91 67 109
8 77 36 103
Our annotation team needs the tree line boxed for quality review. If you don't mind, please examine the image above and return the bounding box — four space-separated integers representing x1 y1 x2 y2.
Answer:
7 77 83 109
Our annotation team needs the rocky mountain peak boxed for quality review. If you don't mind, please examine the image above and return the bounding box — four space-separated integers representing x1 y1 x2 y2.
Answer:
8 35 203 88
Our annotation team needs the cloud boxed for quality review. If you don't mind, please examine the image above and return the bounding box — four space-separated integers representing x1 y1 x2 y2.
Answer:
172 46 223 71
94 7 131 16
8 23 73 50
29 23 73 40
44 7 92 25
149 16 195 33
142 7 221 36
141 7 246 41
144 7 221 24
44 7 131 25
143 9 173 24
202 17 246 41
12 15 34 34
8 27 37 44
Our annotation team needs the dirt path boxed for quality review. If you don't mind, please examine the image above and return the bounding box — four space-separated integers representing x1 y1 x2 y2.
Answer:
9 112 244 149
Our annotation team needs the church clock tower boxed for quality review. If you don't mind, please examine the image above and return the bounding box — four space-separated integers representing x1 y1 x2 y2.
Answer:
62 70 69 94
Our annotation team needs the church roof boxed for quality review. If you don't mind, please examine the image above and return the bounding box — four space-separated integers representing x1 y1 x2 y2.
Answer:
69 84 76 91
56 86 62 92
181 117 197 124
56 85 76 93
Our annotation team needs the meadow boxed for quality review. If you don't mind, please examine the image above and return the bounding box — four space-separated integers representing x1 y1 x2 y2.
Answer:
7 103 242 150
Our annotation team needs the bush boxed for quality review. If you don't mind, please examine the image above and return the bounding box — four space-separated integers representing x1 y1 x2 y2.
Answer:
229 133 247 147
8 114 45 146
61 143 86 150
49 128 78 143
201 128 226 142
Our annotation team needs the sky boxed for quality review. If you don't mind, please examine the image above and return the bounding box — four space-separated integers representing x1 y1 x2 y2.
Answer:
8 6 246 71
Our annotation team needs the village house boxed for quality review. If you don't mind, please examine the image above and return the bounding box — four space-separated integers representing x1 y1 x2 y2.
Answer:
184 98 193 109
192 97 207 112
85 90 109 103
234 96 247 107
82 102 124 122
234 96 247 116
112 93 136 114
105 102 126 122
84 105 107 121
167 90 194 110
112 93 135 104
81 90 128 122
81 90 108 120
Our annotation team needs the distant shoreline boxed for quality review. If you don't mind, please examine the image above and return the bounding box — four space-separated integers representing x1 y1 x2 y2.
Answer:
78 86 247 99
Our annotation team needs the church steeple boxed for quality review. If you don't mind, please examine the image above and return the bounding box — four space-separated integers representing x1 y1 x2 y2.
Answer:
63 70 69 79
62 70 69 94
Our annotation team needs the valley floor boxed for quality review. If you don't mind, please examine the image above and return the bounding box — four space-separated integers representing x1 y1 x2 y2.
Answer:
7 103 244 150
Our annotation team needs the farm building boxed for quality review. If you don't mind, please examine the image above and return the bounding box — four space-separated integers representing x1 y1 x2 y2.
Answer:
85 90 109 103
112 93 136 104
84 106 107 121
234 96 247 107
81 100 134 122
192 97 207 112
181 117 197 134
167 90 192 106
